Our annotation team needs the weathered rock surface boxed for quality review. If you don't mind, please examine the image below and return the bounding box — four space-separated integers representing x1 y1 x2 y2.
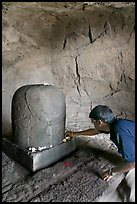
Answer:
2 2 135 137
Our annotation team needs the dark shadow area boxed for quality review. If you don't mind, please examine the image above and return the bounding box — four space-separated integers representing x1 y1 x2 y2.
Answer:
2 132 13 141
76 143 124 165
116 175 131 202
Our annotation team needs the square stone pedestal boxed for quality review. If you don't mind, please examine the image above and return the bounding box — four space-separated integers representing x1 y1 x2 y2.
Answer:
2 138 76 172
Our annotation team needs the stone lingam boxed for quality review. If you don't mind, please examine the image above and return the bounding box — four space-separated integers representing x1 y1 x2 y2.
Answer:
2 84 76 172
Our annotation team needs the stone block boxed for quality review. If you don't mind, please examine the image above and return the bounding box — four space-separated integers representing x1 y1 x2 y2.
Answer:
2 138 76 172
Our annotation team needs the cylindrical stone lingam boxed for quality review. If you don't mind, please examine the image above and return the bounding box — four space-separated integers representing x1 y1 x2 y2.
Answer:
12 84 66 149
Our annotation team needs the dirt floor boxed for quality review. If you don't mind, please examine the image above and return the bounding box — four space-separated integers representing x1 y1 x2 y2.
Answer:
2 136 124 202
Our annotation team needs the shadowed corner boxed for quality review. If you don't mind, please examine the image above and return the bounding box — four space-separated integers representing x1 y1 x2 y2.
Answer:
87 145 123 165
2 132 13 142
76 139 124 165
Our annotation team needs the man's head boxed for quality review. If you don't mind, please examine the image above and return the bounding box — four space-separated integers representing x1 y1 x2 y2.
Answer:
89 105 115 132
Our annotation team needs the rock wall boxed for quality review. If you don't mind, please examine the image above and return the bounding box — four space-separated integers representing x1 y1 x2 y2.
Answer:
2 2 135 137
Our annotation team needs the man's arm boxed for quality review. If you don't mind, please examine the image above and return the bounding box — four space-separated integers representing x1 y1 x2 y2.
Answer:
111 162 135 174
101 162 135 181
64 128 100 138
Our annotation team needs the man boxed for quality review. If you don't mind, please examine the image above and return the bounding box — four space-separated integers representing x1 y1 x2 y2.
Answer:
65 105 135 182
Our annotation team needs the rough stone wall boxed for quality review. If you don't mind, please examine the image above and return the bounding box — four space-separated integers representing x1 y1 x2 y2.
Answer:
2 2 135 137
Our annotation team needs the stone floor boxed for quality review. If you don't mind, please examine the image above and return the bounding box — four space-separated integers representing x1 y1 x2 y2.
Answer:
2 136 124 202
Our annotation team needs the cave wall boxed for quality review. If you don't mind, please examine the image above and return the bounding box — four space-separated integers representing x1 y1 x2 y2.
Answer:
2 2 135 137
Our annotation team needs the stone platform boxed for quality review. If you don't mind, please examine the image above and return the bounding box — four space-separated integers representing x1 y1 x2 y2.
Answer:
2 137 76 172
2 136 124 202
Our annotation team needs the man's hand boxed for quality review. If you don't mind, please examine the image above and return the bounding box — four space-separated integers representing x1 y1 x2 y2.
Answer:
100 162 135 182
64 131 74 138
100 170 113 182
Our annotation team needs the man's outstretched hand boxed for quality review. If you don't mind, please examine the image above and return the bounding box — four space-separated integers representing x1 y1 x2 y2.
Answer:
100 170 113 181
64 131 74 138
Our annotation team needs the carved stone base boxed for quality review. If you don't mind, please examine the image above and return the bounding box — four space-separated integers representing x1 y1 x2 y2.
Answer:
2 138 76 172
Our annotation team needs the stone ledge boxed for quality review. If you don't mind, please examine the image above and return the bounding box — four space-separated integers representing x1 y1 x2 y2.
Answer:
2 137 76 172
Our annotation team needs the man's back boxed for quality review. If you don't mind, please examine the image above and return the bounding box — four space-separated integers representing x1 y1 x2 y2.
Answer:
110 118 135 162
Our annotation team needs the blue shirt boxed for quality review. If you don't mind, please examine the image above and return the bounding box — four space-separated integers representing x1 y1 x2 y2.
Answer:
110 118 135 163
